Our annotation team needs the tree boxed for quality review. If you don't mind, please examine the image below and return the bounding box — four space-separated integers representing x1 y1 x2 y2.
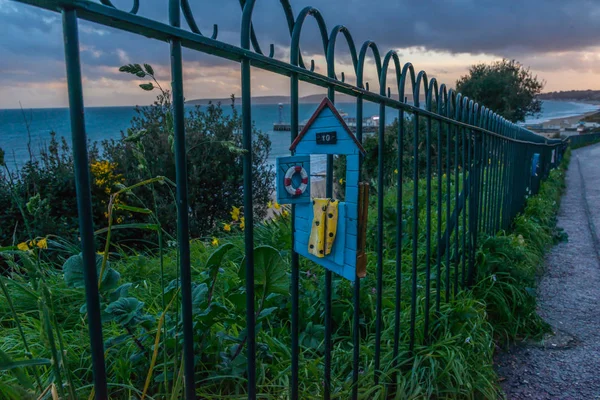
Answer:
456 59 544 123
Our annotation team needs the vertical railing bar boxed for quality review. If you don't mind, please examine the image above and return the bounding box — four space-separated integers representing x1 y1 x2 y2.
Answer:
479 133 486 232
489 135 496 233
444 119 451 303
241 2 256 397
498 136 505 231
374 98 385 383
169 1 196 398
352 92 364 400
289 67 299 400
423 113 432 342
453 123 459 298
435 115 442 312
478 133 486 234
393 106 404 365
499 138 507 230
493 135 501 233
505 138 512 229
492 133 500 231
324 86 335 400
466 131 480 287
484 133 493 234
500 137 509 231
509 141 516 222
61 9 108 399
461 127 467 288
409 110 419 351
508 139 515 224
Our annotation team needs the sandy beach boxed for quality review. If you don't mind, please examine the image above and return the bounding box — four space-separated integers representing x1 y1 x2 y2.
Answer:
542 110 600 129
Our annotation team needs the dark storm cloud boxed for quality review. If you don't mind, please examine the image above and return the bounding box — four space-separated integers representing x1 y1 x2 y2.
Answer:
1 0 600 86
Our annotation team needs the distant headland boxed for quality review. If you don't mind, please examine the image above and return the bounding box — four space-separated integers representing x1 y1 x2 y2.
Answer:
538 90 600 104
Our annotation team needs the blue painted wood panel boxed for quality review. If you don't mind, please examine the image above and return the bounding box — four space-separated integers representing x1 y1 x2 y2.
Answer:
293 200 355 281
276 155 311 204
345 231 357 251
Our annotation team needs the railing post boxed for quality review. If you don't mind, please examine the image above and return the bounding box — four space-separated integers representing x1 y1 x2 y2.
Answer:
467 132 481 287
168 0 196 398
241 2 257 398
61 8 107 399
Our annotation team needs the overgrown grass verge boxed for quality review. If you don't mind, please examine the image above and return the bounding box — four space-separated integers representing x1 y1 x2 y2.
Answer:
0 151 570 399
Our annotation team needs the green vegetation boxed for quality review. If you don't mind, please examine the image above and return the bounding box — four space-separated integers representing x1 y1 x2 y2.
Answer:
0 130 571 398
456 59 544 123
0 63 571 399
0 63 273 247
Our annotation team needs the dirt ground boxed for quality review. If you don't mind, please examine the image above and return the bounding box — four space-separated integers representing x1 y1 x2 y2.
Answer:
495 143 600 399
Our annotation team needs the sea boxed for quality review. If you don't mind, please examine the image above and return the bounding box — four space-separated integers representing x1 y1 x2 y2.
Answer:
1 100 597 171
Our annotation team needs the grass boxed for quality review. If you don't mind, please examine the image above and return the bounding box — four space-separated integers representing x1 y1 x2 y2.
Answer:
0 149 570 399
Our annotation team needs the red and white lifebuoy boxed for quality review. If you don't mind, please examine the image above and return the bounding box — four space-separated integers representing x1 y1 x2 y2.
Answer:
284 165 309 196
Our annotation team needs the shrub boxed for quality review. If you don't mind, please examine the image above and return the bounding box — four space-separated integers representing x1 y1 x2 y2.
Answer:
0 63 275 248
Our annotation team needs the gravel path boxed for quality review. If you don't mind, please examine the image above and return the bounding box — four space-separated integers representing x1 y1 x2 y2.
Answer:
495 143 600 400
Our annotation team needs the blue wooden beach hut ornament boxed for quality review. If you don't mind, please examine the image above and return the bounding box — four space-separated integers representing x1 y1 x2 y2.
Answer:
276 98 368 282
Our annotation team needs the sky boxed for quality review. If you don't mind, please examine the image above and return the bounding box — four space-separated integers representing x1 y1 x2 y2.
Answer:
1 0 600 109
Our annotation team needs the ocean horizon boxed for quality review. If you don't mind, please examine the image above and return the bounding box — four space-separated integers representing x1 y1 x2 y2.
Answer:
1 100 597 171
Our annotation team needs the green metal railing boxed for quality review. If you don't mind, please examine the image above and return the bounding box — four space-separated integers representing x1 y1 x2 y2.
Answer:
569 132 600 148
8 1 566 398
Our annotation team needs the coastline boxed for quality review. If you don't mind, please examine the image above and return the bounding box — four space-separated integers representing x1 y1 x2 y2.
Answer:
541 110 599 129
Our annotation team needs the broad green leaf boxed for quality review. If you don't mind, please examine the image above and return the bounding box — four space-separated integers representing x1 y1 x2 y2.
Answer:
191 283 208 312
205 243 234 279
239 246 288 299
256 306 277 322
63 253 120 292
109 283 133 302
196 303 229 327
105 297 145 326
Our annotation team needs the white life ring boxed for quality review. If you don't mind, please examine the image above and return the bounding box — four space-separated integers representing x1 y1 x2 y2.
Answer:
284 165 309 196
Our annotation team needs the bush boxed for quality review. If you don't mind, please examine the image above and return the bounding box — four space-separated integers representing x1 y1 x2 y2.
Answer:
0 133 100 246
0 63 274 248
102 91 274 238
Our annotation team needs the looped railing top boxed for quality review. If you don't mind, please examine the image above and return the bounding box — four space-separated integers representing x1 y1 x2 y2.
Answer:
55 0 560 148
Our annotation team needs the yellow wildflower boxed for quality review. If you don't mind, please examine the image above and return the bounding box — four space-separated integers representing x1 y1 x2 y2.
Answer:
116 217 124 224
17 242 29 251
282 210 289 217
223 223 231 232
394 169 398 174
36 238 48 250
230 206 241 222
443 173 447 179
240 217 245 230
211 237 219 247
339 178 344 185
267 201 273 209
273 202 281 210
